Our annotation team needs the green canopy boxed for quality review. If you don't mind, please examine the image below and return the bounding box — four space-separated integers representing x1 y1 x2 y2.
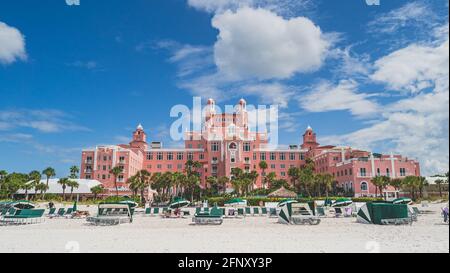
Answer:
11 200 35 209
169 198 190 209
357 202 409 225
119 200 138 208
392 197 412 205
277 199 298 207
224 198 246 206
332 198 352 207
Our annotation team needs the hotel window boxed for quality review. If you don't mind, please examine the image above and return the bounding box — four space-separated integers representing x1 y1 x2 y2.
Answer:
119 156 125 162
167 152 173 160
376 168 381 176
211 142 220 151
281 172 286 177
260 153 266 161
361 182 368 191
199 154 204 160
157 164 162 169
386 168 390 177
177 164 183 170
86 156 93 162
360 168 367 177
349 169 353 175
279 153 286 160
244 157 250 163
102 165 106 171
102 174 106 180
253 153 257 160
289 153 295 161
147 165 152 169
177 152 183 160
86 175 91 179
270 152 276 160
188 144 193 148
197 144 203 149
103 156 107 161
400 168 406 176
280 164 286 169
243 142 251 152
109 156 112 161
157 152 163 160
167 164 172 170
300 153 305 160
146 152 153 160
212 165 218 173
271 164 276 169
344 169 348 176
187 152 194 160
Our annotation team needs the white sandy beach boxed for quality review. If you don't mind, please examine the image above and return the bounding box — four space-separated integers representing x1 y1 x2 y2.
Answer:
0 203 448 253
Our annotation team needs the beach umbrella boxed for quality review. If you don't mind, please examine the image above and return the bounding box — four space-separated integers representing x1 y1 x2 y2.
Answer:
119 200 138 208
277 199 298 207
11 200 35 209
332 198 353 207
392 197 412 205
224 198 246 207
169 198 190 209
277 202 292 224
357 203 372 224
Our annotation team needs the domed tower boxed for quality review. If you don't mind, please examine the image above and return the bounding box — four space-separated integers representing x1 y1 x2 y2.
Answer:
205 98 216 121
301 125 319 150
130 123 148 150
236 98 248 128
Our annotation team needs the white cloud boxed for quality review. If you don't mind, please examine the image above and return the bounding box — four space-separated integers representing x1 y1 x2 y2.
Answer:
0 109 90 133
298 80 379 118
187 0 314 18
371 38 449 93
367 1 437 34
212 8 330 80
238 83 294 108
0 21 26 65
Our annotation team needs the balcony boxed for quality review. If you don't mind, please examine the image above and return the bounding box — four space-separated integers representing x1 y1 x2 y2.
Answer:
85 160 93 164
357 173 372 178
84 169 92 174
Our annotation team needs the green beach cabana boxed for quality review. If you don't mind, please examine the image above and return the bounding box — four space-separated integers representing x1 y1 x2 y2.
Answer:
357 202 412 225
332 198 352 207
168 197 190 209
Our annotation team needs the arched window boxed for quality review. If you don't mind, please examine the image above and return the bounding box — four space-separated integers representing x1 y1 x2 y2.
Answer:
361 181 368 191
228 142 237 150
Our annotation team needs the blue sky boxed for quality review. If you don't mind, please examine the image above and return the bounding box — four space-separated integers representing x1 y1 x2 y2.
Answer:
0 0 448 176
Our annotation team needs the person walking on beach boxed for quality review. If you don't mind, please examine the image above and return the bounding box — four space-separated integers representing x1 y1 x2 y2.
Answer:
442 206 449 223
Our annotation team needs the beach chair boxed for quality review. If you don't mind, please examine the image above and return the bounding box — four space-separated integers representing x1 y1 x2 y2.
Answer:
245 207 252 216
153 207 160 216
237 208 245 217
192 206 223 225
1 209 45 225
269 208 277 218
253 207 260 216
261 207 268 215
144 207 151 216
289 203 321 225
54 208 66 217
195 207 201 214
334 207 343 217
412 207 422 215
317 207 326 217
65 208 73 216
48 207 56 216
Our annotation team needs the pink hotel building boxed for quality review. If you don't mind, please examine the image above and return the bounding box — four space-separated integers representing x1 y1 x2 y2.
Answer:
80 99 421 198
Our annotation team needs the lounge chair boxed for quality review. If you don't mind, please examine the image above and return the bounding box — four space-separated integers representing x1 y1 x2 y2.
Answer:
412 207 422 215
0 209 45 225
64 208 74 217
237 208 245 217
144 207 151 216
153 207 160 215
48 207 56 216
52 208 66 217
192 206 223 225
261 207 268 215
317 207 326 217
334 207 343 217
253 207 260 216
286 203 321 225
245 207 251 216
195 207 201 214
269 208 277 218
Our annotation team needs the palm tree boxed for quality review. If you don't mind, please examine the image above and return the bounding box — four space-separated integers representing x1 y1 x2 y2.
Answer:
67 179 79 201
316 173 334 198
218 176 229 194
435 179 444 197
90 185 104 200
69 165 80 179
299 160 315 197
389 178 403 192
21 182 33 201
417 176 428 198
258 161 268 188
42 167 55 198
110 166 123 196
57 178 69 201
42 167 55 187
135 170 151 204
371 176 390 199
35 183 49 200
28 170 41 199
